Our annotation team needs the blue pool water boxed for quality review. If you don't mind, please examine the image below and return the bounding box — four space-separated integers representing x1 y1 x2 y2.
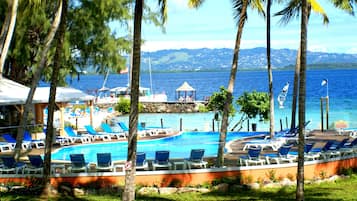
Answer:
51 131 267 163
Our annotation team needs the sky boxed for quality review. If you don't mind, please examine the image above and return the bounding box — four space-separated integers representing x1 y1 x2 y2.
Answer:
138 0 357 54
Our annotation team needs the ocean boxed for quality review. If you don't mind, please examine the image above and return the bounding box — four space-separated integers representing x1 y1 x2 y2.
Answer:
64 68 357 132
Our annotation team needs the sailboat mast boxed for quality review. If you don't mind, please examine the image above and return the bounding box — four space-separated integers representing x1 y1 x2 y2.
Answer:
148 57 153 95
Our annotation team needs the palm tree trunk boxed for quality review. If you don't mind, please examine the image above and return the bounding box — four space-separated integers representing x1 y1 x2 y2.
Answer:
296 0 308 199
216 0 248 167
267 0 274 138
42 0 67 197
290 47 300 131
14 0 62 160
0 0 19 76
123 1 142 200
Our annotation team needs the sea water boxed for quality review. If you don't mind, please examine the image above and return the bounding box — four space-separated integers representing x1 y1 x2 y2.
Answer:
64 69 357 131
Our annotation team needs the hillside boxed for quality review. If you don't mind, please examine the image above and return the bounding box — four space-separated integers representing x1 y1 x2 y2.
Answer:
140 48 357 72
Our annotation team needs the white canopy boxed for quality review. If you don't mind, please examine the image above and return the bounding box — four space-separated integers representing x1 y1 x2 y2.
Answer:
0 78 94 106
176 81 195 92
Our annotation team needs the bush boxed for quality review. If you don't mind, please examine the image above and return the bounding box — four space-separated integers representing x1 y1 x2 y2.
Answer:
115 98 143 114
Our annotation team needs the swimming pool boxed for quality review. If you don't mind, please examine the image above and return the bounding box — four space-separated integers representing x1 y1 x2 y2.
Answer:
51 131 267 163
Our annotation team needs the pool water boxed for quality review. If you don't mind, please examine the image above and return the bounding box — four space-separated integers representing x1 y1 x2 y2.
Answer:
51 131 267 163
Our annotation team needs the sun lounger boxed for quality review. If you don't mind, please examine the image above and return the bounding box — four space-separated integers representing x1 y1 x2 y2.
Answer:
117 122 148 137
2 133 31 150
265 145 297 164
0 155 26 174
69 154 89 173
136 152 149 170
152 150 172 170
243 137 286 151
24 131 45 149
239 147 266 166
100 123 126 139
0 142 12 152
96 153 114 172
185 149 208 169
84 125 111 141
64 127 91 144
25 155 44 174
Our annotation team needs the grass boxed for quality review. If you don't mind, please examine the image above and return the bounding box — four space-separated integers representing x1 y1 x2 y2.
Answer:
1 174 357 200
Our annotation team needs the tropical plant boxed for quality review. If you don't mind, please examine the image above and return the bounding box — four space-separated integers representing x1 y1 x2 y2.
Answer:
115 97 143 114
206 87 235 117
235 91 269 130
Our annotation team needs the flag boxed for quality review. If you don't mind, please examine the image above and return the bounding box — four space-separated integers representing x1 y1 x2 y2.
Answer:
321 79 328 86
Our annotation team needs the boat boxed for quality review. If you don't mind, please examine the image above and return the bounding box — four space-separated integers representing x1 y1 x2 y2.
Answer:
95 61 167 104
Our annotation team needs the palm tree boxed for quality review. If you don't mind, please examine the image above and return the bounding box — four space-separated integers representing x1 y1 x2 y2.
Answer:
276 0 354 199
123 1 167 200
190 0 264 167
266 0 274 138
14 0 63 160
296 0 308 198
42 0 67 197
0 0 19 76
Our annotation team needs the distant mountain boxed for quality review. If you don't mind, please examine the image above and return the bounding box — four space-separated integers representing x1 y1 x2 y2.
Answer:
140 48 357 72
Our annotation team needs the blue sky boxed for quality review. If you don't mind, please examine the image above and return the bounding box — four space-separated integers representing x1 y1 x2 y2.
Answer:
139 0 357 54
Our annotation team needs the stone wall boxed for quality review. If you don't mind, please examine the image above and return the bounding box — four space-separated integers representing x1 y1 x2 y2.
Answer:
141 101 207 113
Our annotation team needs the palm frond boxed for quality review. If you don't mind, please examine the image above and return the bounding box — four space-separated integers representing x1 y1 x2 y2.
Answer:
158 0 167 24
250 0 266 18
309 0 329 24
274 0 301 25
329 0 354 15
188 0 205 8
232 0 249 26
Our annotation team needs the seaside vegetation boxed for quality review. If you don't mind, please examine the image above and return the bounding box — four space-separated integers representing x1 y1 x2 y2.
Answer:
115 98 143 114
1 172 357 200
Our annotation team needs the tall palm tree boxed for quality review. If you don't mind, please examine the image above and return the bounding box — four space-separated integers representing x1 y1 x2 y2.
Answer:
266 0 274 138
296 0 308 198
14 0 63 160
0 0 19 77
123 1 167 200
276 0 354 199
190 0 264 167
42 0 67 197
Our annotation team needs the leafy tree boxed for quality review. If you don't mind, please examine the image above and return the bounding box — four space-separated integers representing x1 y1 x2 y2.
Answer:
206 87 235 130
15 0 63 160
115 97 143 114
206 87 235 117
233 91 269 131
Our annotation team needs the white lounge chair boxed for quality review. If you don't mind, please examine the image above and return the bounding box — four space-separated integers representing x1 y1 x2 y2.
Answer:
243 138 286 151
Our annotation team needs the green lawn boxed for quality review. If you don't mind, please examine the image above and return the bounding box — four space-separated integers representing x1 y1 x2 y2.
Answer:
1 174 357 201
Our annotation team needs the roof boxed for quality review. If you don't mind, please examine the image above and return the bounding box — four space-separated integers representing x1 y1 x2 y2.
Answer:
0 78 94 106
176 81 195 92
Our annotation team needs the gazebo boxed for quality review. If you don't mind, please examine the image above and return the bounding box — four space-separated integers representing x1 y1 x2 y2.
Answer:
176 81 196 102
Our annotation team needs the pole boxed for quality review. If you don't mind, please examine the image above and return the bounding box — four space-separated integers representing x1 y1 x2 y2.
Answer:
320 98 324 132
212 119 215 131
326 97 329 130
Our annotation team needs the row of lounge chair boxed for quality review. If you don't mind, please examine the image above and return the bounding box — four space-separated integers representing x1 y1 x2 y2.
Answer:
0 149 208 174
239 137 357 166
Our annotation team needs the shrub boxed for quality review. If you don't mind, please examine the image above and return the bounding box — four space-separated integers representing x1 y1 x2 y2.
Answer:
115 98 143 114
